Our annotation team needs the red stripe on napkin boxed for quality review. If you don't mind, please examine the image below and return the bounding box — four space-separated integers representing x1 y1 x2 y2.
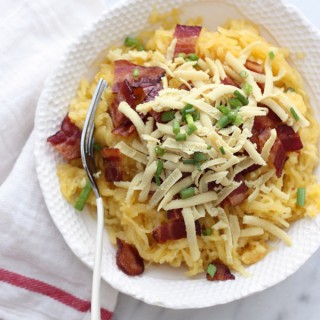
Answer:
0 268 112 320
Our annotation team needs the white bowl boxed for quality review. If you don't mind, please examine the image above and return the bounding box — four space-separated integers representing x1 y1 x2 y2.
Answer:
34 0 320 309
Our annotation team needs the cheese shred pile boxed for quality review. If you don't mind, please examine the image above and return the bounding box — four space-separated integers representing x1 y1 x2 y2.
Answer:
57 19 320 276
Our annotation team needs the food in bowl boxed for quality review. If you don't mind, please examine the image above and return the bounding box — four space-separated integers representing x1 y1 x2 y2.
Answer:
47 19 320 279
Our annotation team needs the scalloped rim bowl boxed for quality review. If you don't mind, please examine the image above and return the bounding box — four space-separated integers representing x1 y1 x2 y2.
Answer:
34 0 320 309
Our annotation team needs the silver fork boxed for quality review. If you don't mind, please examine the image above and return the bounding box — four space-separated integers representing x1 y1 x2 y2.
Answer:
80 78 107 320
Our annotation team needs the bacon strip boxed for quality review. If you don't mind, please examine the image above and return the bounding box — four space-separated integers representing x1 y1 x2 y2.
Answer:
251 108 303 177
101 148 123 182
112 60 165 92
47 115 81 161
173 25 202 56
110 61 165 136
152 220 201 243
116 238 144 276
226 174 248 206
167 208 183 220
206 260 235 281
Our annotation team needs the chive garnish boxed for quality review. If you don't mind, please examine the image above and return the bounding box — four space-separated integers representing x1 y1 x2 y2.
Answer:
297 187 306 206
241 82 253 95
186 114 197 135
202 228 212 236
219 146 225 155
183 159 196 165
173 120 180 134
290 107 300 121
234 90 249 106
217 115 231 129
269 51 275 60
124 37 144 50
193 152 208 162
207 264 217 278
180 187 195 199
228 98 242 109
161 110 175 122
155 146 165 156
155 159 164 186
74 180 92 211
187 53 199 61
175 133 187 141
178 53 186 59
133 68 139 78
217 105 230 115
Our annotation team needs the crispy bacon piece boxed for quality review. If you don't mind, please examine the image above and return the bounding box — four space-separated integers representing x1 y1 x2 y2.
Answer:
110 61 165 136
167 208 183 220
116 238 144 276
251 108 303 177
276 125 303 152
152 220 201 243
269 139 287 177
221 76 239 88
101 148 123 182
112 60 165 92
47 115 81 160
226 174 249 206
245 60 264 74
173 24 202 56
206 260 235 281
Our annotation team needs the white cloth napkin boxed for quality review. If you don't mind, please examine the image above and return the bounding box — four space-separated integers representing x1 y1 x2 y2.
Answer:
0 0 119 319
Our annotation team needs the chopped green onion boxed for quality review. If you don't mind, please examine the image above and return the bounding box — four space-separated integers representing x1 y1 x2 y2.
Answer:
178 53 186 59
74 180 92 211
233 115 243 126
202 228 212 236
124 37 144 50
217 115 231 129
155 160 164 186
182 104 195 115
286 87 295 93
240 70 248 78
183 159 196 165
187 53 199 61
207 145 212 150
207 264 217 278
219 146 225 155
155 146 165 156
137 44 145 51
195 162 201 171
193 152 208 162
290 107 300 121
173 120 180 134
234 90 249 106
228 98 242 109
227 110 238 123
217 105 230 115
297 187 306 206
93 143 102 151
186 126 197 135
193 111 200 121
186 114 197 135
156 159 163 176
124 37 140 47
180 187 195 199
269 51 275 60
161 110 175 122
175 133 187 141
241 82 253 95
133 68 139 78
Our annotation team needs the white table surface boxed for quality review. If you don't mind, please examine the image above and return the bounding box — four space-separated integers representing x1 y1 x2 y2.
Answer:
102 1 320 319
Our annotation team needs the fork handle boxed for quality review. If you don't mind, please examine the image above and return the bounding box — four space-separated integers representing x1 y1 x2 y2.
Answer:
91 197 104 320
